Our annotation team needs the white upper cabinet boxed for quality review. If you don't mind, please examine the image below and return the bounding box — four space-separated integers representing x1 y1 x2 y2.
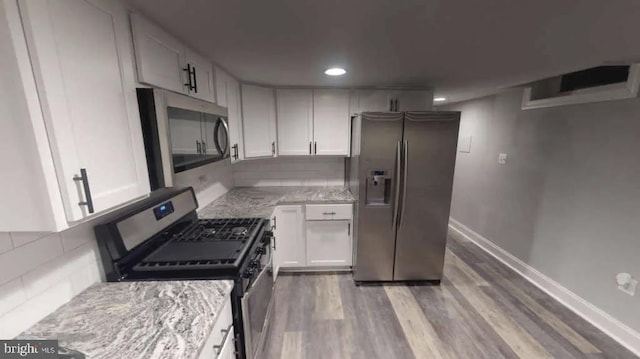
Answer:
215 67 244 162
352 89 433 112
391 90 433 111
276 89 313 156
353 89 394 112
130 13 185 94
241 84 277 158
131 13 216 103
13 0 149 227
313 89 351 156
184 48 216 103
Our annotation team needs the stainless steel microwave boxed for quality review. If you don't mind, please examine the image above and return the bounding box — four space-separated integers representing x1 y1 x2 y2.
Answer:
137 88 230 190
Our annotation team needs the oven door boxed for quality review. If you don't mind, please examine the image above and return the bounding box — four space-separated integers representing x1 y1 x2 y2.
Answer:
241 252 274 359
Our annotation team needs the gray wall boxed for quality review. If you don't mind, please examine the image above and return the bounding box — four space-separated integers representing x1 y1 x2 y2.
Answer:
444 89 640 333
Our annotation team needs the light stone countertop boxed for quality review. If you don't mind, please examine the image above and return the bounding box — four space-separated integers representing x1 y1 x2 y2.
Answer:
198 186 355 219
19 280 234 359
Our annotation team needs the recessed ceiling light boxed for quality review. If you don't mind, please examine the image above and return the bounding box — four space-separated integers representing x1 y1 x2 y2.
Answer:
324 67 346 76
434 97 447 102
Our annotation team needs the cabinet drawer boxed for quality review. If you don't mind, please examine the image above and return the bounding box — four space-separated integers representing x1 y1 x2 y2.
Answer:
306 204 352 220
198 295 233 359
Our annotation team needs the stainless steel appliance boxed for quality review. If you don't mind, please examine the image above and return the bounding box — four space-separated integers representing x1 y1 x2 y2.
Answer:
137 88 230 191
349 111 460 282
94 187 274 359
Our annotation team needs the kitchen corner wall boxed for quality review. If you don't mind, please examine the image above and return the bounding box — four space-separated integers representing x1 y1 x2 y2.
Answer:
443 89 640 334
0 223 102 338
232 157 345 187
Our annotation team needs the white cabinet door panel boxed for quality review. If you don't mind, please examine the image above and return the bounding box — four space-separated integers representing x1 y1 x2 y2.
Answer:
214 67 228 107
241 84 276 158
353 89 392 113
306 220 352 266
226 76 244 162
273 205 305 274
130 13 185 94
313 89 350 156
20 0 149 221
392 90 433 111
185 48 215 103
276 89 313 156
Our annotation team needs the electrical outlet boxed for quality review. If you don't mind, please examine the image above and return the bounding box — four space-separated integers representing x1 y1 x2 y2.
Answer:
617 273 637 296
498 153 508 165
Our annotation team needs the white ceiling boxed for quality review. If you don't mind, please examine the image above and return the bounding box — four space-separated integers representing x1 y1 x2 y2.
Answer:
127 0 640 103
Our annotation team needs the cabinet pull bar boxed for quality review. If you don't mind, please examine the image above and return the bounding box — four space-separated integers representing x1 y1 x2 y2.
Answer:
348 222 351 236
192 67 198 93
183 64 195 91
314 141 317 154
196 140 201 154
272 141 275 156
73 168 94 214
309 141 312 155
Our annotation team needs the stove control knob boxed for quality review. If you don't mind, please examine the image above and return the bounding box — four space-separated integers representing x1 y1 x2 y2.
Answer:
242 269 255 278
249 259 260 268
256 246 267 254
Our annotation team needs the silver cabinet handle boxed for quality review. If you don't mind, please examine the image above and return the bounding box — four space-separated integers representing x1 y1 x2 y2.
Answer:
73 168 94 214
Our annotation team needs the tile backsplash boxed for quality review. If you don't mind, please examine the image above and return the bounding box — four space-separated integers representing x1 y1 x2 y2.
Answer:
0 223 102 338
232 157 345 187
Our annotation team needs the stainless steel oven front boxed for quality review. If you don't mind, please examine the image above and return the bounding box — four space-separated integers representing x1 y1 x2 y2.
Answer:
241 243 274 359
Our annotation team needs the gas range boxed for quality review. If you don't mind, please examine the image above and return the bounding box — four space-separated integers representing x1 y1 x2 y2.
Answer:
94 187 274 359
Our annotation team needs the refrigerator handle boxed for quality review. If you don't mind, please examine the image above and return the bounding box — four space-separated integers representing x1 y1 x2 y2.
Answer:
399 140 409 228
392 141 402 231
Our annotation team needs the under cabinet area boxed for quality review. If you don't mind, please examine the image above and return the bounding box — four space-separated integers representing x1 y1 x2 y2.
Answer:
131 13 215 103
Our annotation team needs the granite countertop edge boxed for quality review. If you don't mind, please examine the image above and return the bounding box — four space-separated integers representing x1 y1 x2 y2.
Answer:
19 280 234 359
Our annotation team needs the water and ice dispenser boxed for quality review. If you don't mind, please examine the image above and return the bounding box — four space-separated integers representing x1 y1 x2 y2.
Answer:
365 170 391 205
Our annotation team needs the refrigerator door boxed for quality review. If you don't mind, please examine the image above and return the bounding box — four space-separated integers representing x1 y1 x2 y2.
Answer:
394 111 460 281
354 112 404 281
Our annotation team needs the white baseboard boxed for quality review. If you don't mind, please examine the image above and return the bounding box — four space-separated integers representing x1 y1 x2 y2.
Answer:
449 218 640 357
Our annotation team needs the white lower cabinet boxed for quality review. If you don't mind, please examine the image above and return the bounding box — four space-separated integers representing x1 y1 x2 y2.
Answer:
198 295 234 359
306 220 352 267
271 203 353 278
272 205 305 279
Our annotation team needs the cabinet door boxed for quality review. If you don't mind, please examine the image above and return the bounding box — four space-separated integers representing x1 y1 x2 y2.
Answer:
130 13 186 94
19 0 150 221
353 89 392 112
276 89 313 156
217 326 236 359
392 90 433 111
214 67 228 107
185 48 215 103
226 76 244 163
273 205 305 275
313 89 350 156
306 220 352 266
241 84 277 158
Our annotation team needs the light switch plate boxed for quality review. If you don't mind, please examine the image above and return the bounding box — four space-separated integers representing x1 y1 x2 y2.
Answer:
458 136 472 153
498 153 508 165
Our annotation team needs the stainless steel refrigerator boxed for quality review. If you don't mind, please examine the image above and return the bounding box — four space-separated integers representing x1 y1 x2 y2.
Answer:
349 111 460 282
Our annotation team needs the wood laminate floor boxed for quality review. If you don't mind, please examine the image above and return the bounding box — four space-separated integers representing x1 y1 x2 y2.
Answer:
262 232 637 359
